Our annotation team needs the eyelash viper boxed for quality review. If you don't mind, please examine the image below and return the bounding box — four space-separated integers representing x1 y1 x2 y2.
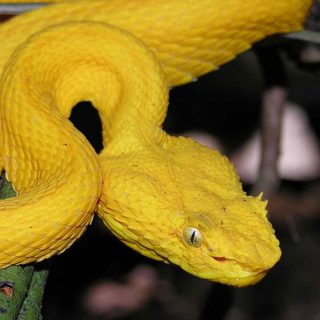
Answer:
0 0 311 287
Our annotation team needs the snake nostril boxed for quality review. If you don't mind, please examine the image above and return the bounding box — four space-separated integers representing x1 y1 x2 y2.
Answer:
69 101 103 153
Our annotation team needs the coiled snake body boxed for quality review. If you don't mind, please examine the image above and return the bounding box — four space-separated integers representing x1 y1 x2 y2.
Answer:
0 0 311 286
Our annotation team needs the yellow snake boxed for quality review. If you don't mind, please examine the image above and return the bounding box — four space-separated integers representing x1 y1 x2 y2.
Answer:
0 0 311 287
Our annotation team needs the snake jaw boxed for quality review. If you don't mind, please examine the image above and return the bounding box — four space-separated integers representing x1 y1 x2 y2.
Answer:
175 248 279 287
174 239 279 287
206 255 273 287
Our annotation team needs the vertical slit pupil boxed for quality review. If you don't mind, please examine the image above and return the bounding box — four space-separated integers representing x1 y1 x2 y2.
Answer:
69 101 103 153
191 230 196 243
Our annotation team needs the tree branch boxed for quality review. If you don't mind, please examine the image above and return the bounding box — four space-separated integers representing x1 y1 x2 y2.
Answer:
0 175 48 320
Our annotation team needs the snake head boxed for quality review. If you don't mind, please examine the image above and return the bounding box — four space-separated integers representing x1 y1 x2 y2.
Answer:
99 135 281 287
177 193 280 287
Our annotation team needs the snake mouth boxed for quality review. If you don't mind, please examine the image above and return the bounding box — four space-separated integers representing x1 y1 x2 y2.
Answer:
210 255 272 284
211 255 273 272
212 256 227 262
190 255 270 286
211 256 272 277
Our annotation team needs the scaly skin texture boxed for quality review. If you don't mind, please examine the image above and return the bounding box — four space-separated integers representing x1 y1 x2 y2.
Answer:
0 0 312 86
0 0 312 286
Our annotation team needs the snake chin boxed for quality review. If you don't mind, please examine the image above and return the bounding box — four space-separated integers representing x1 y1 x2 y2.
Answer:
98 135 281 286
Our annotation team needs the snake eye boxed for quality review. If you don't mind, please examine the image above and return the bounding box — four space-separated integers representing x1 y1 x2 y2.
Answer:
183 227 203 247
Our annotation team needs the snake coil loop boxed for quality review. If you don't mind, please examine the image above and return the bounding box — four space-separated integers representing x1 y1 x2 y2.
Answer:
0 0 311 286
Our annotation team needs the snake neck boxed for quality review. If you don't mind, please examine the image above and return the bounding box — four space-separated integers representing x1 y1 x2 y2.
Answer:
96 69 169 155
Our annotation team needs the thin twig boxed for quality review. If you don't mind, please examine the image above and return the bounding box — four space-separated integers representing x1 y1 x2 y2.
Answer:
252 86 287 197
252 47 303 241
0 3 46 15
252 48 287 198
285 30 320 44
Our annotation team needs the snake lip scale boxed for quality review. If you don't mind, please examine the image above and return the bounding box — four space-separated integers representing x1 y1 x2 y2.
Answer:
0 0 312 287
